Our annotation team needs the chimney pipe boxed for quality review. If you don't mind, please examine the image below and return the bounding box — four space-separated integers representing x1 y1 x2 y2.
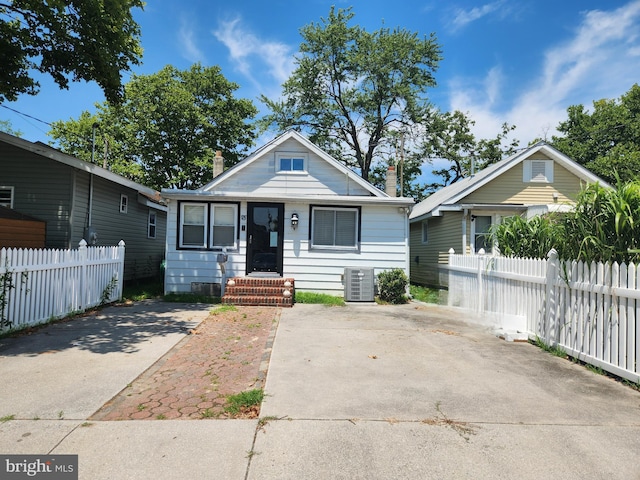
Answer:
213 150 224 178
385 165 397 197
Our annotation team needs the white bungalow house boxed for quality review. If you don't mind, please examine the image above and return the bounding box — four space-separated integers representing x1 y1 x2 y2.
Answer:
161 130 414 304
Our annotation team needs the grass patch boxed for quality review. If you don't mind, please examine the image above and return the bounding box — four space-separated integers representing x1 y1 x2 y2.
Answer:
0 414 15 423
531 336 567 358
164 292 220 304
211 304 237 315
224 389 264 416
122 280 163 301
410 284 441 304
295 291 345 306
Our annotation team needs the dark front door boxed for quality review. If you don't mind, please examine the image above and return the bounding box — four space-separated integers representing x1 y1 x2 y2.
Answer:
246 202 284 274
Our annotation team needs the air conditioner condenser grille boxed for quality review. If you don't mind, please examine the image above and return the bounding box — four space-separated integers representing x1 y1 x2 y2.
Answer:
344 267 375 302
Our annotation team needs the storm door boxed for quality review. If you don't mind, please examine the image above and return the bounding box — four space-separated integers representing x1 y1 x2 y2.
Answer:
246 203 284 274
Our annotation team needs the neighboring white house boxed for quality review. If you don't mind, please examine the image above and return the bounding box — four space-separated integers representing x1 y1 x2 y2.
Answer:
161 130 414 298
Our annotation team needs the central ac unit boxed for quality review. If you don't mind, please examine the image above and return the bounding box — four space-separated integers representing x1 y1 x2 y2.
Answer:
344 267 375 302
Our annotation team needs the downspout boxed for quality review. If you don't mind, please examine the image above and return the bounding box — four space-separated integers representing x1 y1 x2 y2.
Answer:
462 208 468 255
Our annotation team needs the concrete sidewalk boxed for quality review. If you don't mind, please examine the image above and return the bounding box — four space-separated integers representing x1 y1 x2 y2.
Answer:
1 301 640 479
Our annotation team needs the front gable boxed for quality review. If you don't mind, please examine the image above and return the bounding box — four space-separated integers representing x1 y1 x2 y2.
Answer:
200 131 383 198
410 142 609 222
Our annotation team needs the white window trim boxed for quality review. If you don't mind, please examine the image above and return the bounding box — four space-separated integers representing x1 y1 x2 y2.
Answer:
523 159 554 183
209 203 239 250
275 152 308 174
148 210 157 239
310 206 359 251
120 194 128 213
0 186 14 208
179 202 208 249
178 202 239 250
421 220 429 244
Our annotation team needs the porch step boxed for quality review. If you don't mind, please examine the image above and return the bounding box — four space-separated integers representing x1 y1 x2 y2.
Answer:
222 277 295 307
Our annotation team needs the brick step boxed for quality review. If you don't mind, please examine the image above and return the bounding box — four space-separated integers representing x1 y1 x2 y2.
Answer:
225 286 291 296
222 295 293 307
222 277 295 308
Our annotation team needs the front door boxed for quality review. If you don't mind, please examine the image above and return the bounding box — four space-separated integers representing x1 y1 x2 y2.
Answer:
246 202 284 274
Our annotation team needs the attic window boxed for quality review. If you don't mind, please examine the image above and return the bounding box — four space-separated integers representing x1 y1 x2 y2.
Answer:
276 153 307 173
523 160 554 183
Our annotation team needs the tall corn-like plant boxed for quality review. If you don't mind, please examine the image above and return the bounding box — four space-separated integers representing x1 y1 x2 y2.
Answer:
491 181 640 264
560 181 640 263
491 215 562 259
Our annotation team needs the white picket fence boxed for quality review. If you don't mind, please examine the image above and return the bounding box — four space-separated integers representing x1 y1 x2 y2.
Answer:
448 249 640 384
0 240 125 332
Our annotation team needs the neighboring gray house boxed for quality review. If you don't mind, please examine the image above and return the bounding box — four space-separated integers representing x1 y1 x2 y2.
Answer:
0 131 167 282
162 130 414 301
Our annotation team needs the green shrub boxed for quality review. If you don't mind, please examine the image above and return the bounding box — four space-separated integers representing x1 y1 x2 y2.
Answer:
377 269 408 304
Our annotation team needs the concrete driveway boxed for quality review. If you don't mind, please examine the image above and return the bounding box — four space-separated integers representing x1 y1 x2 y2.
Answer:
1 301 639 479
252 303 640 480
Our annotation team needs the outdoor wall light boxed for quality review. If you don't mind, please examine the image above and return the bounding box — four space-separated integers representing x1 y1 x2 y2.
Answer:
291 213 299 229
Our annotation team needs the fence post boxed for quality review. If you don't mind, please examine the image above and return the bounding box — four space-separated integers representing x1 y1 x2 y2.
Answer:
545 248 559 345
78 239 88 312
117 240 126 300
477 248 486 313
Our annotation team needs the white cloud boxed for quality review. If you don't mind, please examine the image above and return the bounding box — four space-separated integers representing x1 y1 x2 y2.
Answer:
450 1 507 31
213 17 295 96
178 17 206 63
447 0 640 145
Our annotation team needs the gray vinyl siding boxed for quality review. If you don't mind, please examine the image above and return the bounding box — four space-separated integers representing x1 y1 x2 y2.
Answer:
0 141 166 281
0 142 75 248
88 176 166 281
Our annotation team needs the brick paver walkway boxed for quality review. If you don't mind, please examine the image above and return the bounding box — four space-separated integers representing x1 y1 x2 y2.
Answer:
90 305 280 420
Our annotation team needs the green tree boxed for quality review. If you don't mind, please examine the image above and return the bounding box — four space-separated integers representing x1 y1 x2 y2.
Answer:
0 119 21 136
0 0 143 104
551 84 640 184
260 6 442 182
419 111 519 194
49 64 258 189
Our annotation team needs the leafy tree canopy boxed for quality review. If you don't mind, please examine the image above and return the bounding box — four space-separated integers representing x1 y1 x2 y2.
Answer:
259 6 442 182
0 118 21 136
0 0 143 103
551 84 640 184
369 112 519 201
49 64 258 190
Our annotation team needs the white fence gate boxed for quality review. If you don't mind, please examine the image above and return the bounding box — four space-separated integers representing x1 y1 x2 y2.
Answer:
448 249 640 384
0 240 125 332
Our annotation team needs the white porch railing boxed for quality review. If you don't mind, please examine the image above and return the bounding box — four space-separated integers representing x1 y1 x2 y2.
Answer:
448 249 640 384
0 240 125 332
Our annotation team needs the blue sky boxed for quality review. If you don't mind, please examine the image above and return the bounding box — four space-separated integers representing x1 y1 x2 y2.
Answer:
3 0 640 153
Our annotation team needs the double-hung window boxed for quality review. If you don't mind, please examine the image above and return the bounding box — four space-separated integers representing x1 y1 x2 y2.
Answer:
179 202 238 250
148 211 157 239
210 205 236 247
311 206 359 250
180 203 207 248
